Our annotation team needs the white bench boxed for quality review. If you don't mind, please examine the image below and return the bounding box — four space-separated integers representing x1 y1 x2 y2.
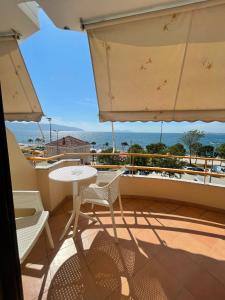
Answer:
13 191 54 264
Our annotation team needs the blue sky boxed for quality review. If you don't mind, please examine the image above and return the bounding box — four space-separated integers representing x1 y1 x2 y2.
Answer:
20 10 225 133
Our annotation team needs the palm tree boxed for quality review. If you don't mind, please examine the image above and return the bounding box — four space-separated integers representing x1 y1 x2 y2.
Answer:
103 142 109 149
35 137 41 145
28 138 33 145
121 141 129 151
91 141 96 149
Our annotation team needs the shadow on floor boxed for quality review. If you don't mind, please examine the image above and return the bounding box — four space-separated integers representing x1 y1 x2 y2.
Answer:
22 199 225 299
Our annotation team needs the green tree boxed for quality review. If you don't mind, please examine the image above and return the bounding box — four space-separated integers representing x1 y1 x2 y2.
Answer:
98 147 122 165
216 144 225 158
91 141 96 148
128 144 148 166
181 130 205 164
192 142 203 156
146 143 166 154
199 145 214 157
167 143 186 156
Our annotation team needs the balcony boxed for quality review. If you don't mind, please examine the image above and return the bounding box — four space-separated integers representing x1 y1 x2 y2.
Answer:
6 127 225 298
21 196 225 299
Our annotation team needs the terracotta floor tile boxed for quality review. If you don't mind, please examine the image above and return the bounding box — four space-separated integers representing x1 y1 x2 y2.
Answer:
176 288 195 300
47 254 99 300
166 232 212 258
135 228 164 258
21 197 225 299
88 251 123 299
201 211 225 225
154 245 200 284
48 243 81 279
107 276 135 300
193 250 225 287
185 267 225 300
23 234 48 264
131 257 182 300
48 210 69 232
22 258 51 300
81 232 124 274
173 206 205 219
117 239 147 277
147 201 180 214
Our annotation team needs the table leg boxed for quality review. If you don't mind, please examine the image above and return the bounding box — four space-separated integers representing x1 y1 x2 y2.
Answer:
72 195 82 238
59 181 78 241
59 211 75 241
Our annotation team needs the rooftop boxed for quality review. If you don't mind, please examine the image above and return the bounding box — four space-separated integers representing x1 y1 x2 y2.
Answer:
21 196 225 300
46 136 90 148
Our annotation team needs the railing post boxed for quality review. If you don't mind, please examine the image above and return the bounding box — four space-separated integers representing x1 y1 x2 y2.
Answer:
131 154 134 176
209 159 213 183
204 159 207 184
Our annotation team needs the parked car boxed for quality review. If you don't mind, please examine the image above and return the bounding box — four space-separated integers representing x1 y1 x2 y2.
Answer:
211 165 225 173
183 166 204 172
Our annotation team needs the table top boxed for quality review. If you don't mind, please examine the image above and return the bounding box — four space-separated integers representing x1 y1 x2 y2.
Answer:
48 166 97 183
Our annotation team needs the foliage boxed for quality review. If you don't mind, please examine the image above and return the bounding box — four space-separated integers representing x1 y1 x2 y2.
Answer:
192 142 203 156
167 143 186 156
216 144 225 158
199 145 214 157
181 130 205 164
146 143 166 154
97 147 124 165
128 144 148 166
150 157 185 169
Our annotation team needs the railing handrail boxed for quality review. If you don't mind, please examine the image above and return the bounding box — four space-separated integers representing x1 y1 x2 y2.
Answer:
93 164 225 178
26 151 225 163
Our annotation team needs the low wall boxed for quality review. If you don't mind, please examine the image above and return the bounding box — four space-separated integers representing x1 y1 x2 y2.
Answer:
120 175 225 211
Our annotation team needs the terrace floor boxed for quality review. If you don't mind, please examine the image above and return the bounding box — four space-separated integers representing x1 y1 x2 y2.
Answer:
21 197 225 300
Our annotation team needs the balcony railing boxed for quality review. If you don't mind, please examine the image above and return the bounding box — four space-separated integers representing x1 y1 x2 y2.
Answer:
26 152 225 184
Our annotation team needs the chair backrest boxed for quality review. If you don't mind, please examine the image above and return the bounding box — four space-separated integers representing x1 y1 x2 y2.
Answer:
105 171 122 204
13 191 44 212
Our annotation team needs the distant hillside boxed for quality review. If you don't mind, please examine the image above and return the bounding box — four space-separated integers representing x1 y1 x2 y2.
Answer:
5 121 84 132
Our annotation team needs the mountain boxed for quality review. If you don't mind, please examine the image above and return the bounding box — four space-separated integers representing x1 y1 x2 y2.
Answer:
5 121 84 132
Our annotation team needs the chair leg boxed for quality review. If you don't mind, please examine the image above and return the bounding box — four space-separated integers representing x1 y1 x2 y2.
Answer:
91 203 94 210
109 204 118 243
45 222 54 249
118 193 124 219
72 196 81 238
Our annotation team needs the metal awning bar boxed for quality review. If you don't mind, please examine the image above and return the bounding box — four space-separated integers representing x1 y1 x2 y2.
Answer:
83 0 224 29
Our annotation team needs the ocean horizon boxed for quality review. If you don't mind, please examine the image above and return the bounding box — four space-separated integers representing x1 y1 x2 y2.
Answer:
7 127 225 150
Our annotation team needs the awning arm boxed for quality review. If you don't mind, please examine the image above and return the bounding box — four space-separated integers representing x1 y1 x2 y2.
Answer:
0 31 21 40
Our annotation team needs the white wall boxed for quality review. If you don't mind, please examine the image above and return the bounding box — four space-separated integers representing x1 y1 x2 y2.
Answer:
120 175 225 210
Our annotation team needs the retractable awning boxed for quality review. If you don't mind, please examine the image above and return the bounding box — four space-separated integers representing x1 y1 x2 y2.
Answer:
0 37 43 121
87 0 225 122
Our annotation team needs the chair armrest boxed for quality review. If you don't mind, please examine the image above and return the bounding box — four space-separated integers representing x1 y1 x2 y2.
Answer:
81 184 109 201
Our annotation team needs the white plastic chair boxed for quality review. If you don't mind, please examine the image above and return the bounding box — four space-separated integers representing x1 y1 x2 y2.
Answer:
13 191 54 264
79 170 124 242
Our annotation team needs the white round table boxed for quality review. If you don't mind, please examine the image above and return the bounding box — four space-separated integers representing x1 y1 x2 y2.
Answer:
49 166 97 240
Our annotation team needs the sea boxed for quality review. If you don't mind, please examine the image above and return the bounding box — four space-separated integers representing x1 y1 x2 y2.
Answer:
8 128 225 150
